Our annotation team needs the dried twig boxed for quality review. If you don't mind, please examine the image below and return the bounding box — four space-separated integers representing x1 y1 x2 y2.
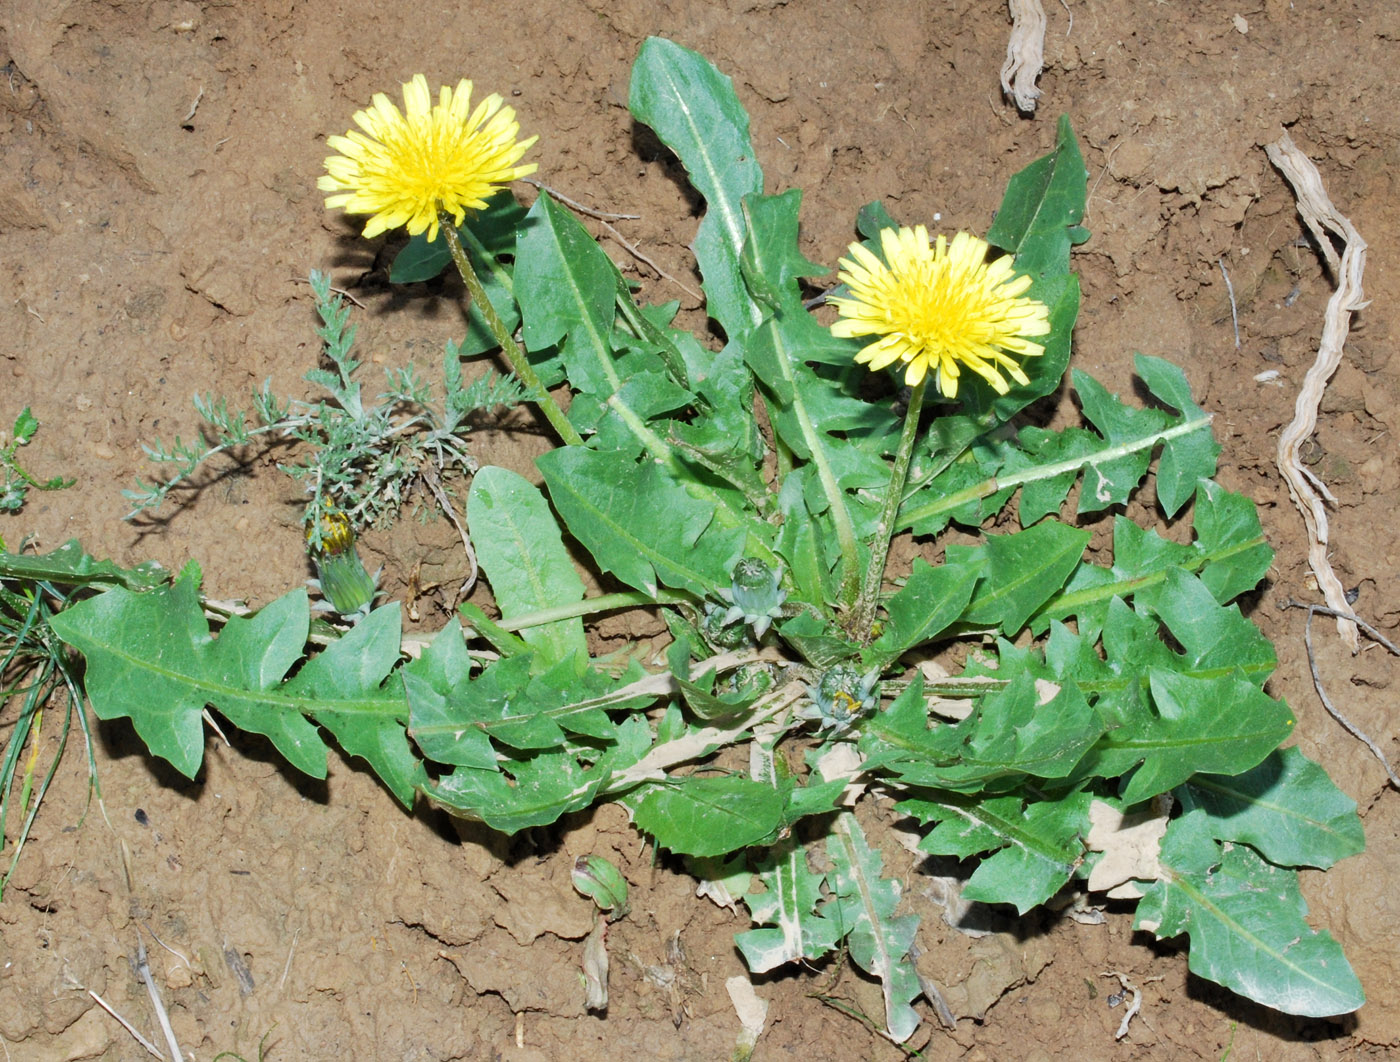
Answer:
523 178 638 221
1283 599 1400 788
1266 131 1369 652
290 275 367 308
908 939 958 1030
279 927 300 991
1218 258 1240 349
87 989 166 1061
1001 0 1047 112
137 938 186 1062
525 178 703 301
420 464 477 603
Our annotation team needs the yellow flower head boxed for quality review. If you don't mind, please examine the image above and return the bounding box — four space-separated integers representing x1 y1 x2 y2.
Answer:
318 74 538 242
829 226 1051 398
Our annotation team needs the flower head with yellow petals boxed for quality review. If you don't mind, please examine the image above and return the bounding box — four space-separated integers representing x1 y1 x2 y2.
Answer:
319 74 537 242
829 226 1050 398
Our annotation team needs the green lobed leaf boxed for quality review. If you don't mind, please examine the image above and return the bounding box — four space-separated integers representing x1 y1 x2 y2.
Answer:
430 751 604 833
515 192 624 400
1105 669 1295 805
1059 574 1275 705
469 466 587 672
739 194 895 575
902 361 1217 539
1136 810 1363 1017
633 774 787 856
1 539 168 591
736 838 843 973
1134 567 1276 687
1178 747 1364 869
629 37 765 341
867 671 1103 791
401 622 498 769
427 714 652 833
905 788 1092 914
952 521 1090 632
1192 478 1273 605
50 573 238 780
291 604 427 807
739 190 827 313
409 646 649 758
667 332 766 497
826 812 922 1043
864 555 981 670
985 114 1089 281
538 446 745 598
50 581 420 795
1033 481 1271 639
1133 354 1220 516
1070 370 1169 513
195 589 327 778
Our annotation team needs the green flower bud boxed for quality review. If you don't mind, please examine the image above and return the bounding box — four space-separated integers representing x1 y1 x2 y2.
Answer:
719 558 786 639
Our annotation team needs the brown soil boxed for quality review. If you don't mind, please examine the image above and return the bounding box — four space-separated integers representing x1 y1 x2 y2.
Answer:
3 0 1399 1058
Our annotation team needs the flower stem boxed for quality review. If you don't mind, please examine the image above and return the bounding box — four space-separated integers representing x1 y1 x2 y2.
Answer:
850 378 927 640
440 216 584 447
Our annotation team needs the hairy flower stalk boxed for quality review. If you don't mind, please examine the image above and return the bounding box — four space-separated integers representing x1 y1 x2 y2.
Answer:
319 75 582 446
440 219 583 446
830 225 1050 635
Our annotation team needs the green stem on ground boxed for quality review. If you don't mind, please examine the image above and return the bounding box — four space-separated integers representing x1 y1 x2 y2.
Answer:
849 378 928 640
491 588 695 632
440 216 584 447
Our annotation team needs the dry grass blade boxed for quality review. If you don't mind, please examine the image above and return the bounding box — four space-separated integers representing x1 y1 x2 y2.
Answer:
1001 0 1047 112
1265 130 1369 653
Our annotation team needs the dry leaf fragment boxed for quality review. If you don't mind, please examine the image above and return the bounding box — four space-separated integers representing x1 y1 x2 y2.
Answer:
1085 796 1171 899
726 974 769 1061
581 918 609 1012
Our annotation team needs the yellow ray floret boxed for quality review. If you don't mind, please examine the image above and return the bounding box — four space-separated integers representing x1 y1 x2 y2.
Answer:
319 74 538 242
828 226 1051 398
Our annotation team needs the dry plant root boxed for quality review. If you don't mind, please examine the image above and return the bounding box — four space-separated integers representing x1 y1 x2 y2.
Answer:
1001 0 1047 113
1265 131 1369 653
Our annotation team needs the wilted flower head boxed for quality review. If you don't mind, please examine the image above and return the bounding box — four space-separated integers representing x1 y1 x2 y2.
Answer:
306 506 379 620
318 74 537 242
799 665 880 733
828 226 1050 398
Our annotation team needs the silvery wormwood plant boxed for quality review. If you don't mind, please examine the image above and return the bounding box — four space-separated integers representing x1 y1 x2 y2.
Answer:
41 38 1364 1042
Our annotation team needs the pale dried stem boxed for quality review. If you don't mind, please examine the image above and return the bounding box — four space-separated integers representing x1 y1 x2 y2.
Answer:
1265 131 1368 652
1001 0 1047 112
87 989 166 1060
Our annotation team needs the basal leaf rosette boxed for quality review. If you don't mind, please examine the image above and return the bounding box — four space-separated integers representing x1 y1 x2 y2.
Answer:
319 74 538 242
830 225 1050 398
